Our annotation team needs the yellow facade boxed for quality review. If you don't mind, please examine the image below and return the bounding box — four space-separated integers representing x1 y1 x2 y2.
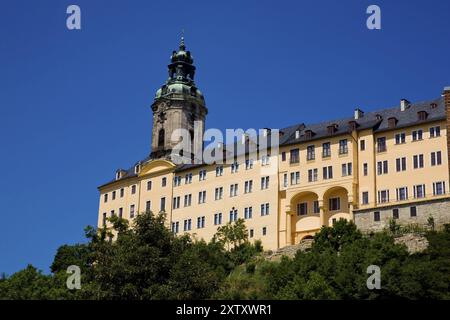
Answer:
97 41 450 250
98 88 450 251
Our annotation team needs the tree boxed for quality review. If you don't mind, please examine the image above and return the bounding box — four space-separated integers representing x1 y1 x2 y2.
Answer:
312 219 362 252
213 219 248 250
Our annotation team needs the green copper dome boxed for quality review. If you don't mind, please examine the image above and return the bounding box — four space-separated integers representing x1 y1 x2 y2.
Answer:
154 36 204 103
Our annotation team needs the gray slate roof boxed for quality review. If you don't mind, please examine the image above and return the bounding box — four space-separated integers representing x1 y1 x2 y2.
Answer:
99 96 445 188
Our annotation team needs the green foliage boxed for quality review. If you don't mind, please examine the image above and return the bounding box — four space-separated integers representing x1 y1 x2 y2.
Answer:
213 219 248 250
312 219 362 252
387 218 401 235
1 215 450 300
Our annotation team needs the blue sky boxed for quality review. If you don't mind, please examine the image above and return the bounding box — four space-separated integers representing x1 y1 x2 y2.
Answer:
0 0 449 274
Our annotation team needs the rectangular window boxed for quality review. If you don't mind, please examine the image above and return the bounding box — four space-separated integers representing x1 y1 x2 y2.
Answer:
199 169 207 181
197 216 205 229
281 152 286 162
412 129 423 141
162 177 167 187
290 148 300 164
160 197 166 212
339 139 348 154
131 185 136 194
374 211 380 222
215 187 223 200
215 166 223 177
329 197 340 211
313 200 320 214
396 157 406 172
110 210 115 217
130 204 135 218
119 207 123 218
363 163 368 176
147 181 152 190
283 173 288 188
185 173 192 184
104 193 108 203
396 187 408 201
173 196 180 209
323 166 333 180
290 171 300 185
229 209 238 222
173 176 181 187
198 191 207 203
433 181 446 195
261 203 270 216
322 142 331 157
413 184 426 198
430 126 441 138
410 206 417 217
244 207 253 219
262 227 267 236
413 154 424 169
145 201 151 212
214 213 223 225
230 184 238 197
297 202 308 216
261 176 269 189
102 212 107 226
341 162 352 176
171 221 179 234
184 194 192 207
395 133 406 144
431 151 442 166
184 219 192 231
249 229 254 238
393 208 399 220
377 137 386 152
120 188 124 197
360 140 366 151
231 162 239 173
112 191 116 200
307 145 315 160
261 155 270 166
377 160 388 175
377 190 389 203
362 192 369 205
245 159 254 170
244 180 253 193
308 168 318 182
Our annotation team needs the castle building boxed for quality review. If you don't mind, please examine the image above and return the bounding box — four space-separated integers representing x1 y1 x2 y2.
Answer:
98 39 450 250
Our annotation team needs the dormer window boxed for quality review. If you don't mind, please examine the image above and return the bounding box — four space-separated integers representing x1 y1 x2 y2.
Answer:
375 114 382 121
295 130 300 139
304 130 314 139
348 121 358 131
430 102 438 109
115 169 125 181
327 124 338 135
388 117 398 128
417 111 428 121
134 163 141 174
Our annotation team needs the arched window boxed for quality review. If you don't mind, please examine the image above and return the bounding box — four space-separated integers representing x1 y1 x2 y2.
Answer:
158 129 165 147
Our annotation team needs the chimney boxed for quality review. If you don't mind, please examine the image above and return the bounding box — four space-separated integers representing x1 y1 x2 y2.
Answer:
444 87 450 180
400 99 410 111
354 108 364 120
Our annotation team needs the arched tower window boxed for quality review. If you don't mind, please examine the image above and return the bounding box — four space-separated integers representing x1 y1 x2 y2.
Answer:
158 129 165 147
